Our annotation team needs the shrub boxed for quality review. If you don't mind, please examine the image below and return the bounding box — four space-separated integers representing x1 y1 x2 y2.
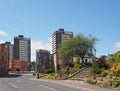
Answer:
45 74 53 79
91 60 101 74
87 78 97 84
68 62 74 68
101 70 109 77
74 63 81 68
45 69 53 74
96 57 108 69
63 61 74 68
39 74 45 78
60 68 66 74
38 74 54 79
108 79 120 83
110 63 120 77
69 67 79 74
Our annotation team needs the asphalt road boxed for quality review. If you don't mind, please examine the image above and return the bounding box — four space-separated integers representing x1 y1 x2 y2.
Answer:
0 73 117 91
0 73 83 91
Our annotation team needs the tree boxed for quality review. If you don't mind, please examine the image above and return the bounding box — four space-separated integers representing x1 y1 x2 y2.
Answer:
58 33 97 65
107 51 120 66
114 51 120 62
27 63 32 71
107 56 116 66
27 62 36 71
31 62 35 70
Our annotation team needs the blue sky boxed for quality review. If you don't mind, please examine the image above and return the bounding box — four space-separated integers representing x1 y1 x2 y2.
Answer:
0 0 120 61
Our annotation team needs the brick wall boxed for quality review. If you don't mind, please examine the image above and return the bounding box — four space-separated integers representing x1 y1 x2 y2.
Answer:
9 60 27 74
0 45 9 76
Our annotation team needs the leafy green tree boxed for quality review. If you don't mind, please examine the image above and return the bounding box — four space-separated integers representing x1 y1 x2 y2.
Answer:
114 51 120 62
58 33 97 64
31 62 36 70
107 51 120 66
107 56 116 66
58 37 74 62
27 62 36 71
27 63 32 71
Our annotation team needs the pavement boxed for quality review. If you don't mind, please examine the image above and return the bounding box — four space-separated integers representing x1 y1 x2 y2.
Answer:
31 78 117 91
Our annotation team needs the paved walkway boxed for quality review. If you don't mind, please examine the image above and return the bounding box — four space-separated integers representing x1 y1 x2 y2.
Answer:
31 78 117 91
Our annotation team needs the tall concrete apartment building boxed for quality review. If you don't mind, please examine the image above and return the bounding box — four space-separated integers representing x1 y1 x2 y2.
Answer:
14 35 31 63
36 49 51 73
52 29 73 71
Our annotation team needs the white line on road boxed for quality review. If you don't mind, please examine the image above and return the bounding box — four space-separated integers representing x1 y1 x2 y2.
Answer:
16 80 21 83
8 82 18 88
40 85 57 91
31 78 97 91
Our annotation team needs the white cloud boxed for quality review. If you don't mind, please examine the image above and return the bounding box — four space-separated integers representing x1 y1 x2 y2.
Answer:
114 42 120 52
0 40 4 43
31 38 52 61
0 29 8 37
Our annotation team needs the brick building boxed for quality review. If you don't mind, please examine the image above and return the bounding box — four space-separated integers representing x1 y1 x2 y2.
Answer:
9 60 27 74
0 44 9 76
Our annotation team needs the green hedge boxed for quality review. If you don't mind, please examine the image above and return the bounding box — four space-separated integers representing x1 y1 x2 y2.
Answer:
45 69 53 74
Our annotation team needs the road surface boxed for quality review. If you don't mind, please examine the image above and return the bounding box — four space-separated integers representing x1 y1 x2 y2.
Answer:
0 73 117 91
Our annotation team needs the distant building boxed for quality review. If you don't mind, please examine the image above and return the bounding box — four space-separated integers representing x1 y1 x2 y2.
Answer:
13 35 31 62
52 28 73 71
9 60 27 74
36 49 52 73
2 42 14 60
0 44 9 76
73 52 94 64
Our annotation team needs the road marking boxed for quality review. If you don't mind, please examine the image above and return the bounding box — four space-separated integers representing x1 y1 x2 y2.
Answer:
40 85 57 91
31 78 97 91
8 82 18 88
16 80 21 83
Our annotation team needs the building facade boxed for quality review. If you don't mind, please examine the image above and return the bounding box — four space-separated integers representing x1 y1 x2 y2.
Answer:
0 44 9 76
9 60 27 74
36 49 51 73
2 42 14 60
52 28 73 71
14 35 31 62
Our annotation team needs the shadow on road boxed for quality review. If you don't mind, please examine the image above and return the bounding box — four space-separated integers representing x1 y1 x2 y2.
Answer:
0 74 22 78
